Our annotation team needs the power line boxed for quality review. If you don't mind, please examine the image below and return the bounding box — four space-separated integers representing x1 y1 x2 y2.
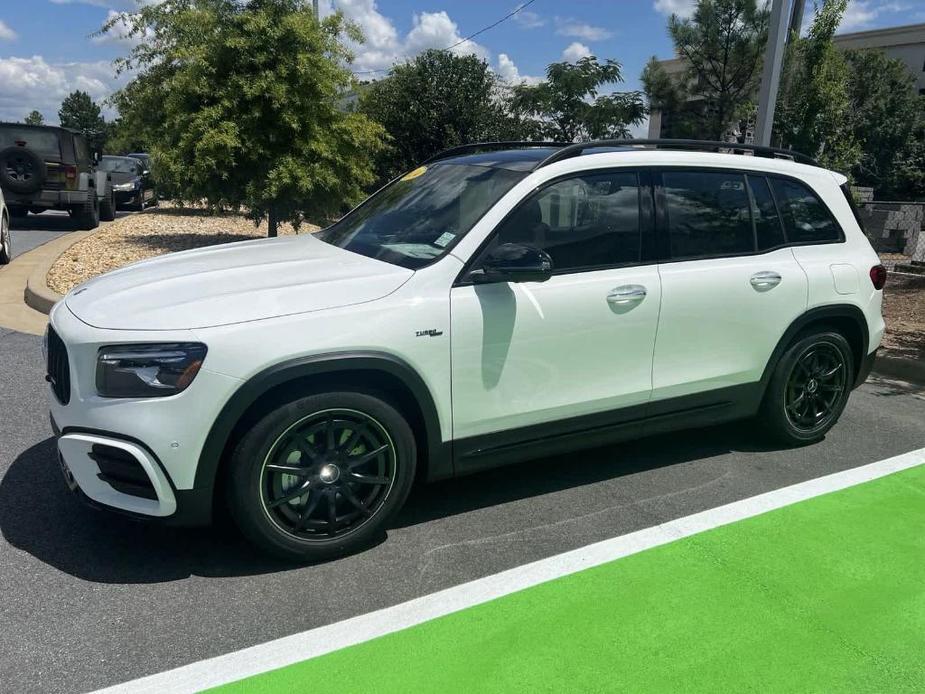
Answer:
351 0 539 77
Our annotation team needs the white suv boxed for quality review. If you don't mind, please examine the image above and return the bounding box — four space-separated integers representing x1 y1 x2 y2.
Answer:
47 140 886 561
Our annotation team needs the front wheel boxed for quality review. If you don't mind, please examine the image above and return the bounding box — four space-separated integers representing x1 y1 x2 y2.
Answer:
0 214 11 264
758 330 853 445
227 391 416 562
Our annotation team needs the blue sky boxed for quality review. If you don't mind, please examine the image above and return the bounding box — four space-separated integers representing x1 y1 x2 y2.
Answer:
0 0 922 125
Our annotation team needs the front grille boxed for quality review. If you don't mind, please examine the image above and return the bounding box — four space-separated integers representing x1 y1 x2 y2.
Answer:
88 444 158 500
46 326 71 405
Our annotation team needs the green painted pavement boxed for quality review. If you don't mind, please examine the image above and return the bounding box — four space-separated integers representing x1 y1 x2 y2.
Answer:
210 464 925 693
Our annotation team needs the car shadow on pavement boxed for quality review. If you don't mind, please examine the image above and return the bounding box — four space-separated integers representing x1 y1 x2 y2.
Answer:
396 421 778 528
0 424 781 584
0 437 293 583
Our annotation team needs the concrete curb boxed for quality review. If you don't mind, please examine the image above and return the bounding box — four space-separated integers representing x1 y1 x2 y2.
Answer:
871 353 925 385
23 228 97 314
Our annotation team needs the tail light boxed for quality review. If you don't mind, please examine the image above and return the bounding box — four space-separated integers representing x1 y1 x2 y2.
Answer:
869 264 886 290
63 165 77 181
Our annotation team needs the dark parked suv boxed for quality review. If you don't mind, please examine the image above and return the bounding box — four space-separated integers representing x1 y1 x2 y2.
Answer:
0 123 114 229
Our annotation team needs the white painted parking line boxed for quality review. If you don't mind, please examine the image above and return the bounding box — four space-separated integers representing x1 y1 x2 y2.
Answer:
92 446 925 694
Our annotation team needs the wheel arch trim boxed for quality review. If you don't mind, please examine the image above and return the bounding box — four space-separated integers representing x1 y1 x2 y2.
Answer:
193 351 449 494
761 303 870 390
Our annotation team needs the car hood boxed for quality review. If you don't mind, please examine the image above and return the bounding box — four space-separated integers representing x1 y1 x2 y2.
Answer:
65 234 414 330
108 172 140 186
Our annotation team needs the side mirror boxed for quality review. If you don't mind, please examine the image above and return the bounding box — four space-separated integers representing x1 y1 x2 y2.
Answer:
142 170 150 177
471 243 553 284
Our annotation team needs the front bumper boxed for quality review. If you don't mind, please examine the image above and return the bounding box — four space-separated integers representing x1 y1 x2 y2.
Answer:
47 303 243 525
113 188 139 204
5 188 87 209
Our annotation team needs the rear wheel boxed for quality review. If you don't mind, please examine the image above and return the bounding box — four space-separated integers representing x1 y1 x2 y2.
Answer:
100 189 116 221
0 214 11 264
75 189 100 230
227 391 416 561
758 330 853 445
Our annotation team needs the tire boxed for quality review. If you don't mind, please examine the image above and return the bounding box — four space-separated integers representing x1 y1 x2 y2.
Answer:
0 214 11 265
0 146 46 194
757 330 854 445
227 390 416 562
75 189 100 230
100 189 116 221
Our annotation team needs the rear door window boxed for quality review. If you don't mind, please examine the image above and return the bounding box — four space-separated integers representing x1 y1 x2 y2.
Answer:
770 178 842 244
662 170 755 259
0 126 61 159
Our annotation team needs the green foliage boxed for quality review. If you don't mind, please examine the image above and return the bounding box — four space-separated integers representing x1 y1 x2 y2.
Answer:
774 0 860 173
511 56 645 142
360 50 531 182
665 0 768 140
103 0 385 235
58 90 107 152
23 110 44 126
844 50 920 197
887 98 925 200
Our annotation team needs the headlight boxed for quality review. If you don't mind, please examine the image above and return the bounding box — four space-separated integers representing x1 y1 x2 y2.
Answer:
96 343 207 398
113 182 136 191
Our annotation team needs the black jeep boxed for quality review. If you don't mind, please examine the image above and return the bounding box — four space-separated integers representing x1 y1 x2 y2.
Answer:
0 123 115 230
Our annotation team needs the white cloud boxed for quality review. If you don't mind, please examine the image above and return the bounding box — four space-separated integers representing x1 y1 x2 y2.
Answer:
323 0 489 74
92 9 154 47
513 8 545 29
555 19 613 41
561 41 591 62
798 0 910 35
0 56 124 123
496 53 543 85
653 0 697 19
0 20 17 41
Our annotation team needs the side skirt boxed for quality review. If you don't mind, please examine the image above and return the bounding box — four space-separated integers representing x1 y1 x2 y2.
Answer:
452 383 763 475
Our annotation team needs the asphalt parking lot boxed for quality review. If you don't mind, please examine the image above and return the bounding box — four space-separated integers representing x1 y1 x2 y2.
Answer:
1 325 924 693
9 210 134 259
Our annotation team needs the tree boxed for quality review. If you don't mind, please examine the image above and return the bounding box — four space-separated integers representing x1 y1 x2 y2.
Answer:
774 0 860 173
103 0 385 236
23 110 44 126
58 90 107 152
654 0 769 140
360 50 530 182
511 56 645 142
844 49 919 196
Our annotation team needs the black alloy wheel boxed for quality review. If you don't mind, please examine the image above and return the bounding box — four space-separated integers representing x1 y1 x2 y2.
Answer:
227 391 416 561
758 330 854 445
783 341 848 433
260 409 396 540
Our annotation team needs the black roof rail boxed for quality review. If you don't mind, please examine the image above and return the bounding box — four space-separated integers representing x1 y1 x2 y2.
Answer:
535 138 819 169
424 141 567 164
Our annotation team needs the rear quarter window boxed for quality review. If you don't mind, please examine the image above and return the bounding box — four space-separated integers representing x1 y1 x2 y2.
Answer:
770 178 842 244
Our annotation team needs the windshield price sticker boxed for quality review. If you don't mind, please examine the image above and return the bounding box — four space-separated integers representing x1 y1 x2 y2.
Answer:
434 232 455 248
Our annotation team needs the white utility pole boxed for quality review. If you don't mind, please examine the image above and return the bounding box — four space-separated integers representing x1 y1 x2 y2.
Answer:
312 0 319 20
754 0 792 146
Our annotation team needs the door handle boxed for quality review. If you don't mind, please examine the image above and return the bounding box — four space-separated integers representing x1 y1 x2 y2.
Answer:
607 285 647 306
750 271 782 290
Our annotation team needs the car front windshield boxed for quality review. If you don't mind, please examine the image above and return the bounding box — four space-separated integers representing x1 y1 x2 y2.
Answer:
99 157 140 174
318 163 526 270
